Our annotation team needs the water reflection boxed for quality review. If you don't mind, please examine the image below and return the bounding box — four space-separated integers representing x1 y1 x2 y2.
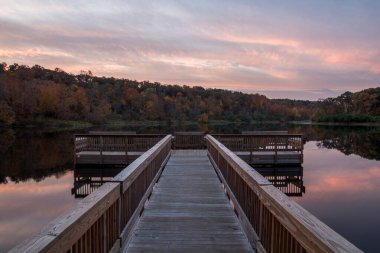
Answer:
0 172 77 252
0 129 78 252
296 141 380 253
72 166 124 198
255 166 305 197
0 130 74 184
1 124 380 252
286 125 380 161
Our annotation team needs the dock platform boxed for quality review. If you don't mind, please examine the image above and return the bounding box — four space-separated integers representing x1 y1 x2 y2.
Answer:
124 150 254 253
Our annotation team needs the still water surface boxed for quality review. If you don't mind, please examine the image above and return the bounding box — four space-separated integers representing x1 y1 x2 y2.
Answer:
0 124 379 252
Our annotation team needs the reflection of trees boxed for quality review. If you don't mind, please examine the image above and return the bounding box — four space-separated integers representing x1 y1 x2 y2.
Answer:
315 130 380 160
0 129 16 153
287 125 380 161
0 131 74 183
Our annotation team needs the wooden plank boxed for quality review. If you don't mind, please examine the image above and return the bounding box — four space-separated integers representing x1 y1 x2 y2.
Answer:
119 151 170 246
123 150 254 253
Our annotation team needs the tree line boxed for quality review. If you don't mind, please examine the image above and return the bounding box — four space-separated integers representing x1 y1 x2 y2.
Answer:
312 89 380 123
0 62 379 126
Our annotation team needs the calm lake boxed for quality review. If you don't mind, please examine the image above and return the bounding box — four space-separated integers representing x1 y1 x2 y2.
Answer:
0 123 379 252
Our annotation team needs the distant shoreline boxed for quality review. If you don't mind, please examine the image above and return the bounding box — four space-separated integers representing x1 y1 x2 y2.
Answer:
290 120 380 126
2 119 380 132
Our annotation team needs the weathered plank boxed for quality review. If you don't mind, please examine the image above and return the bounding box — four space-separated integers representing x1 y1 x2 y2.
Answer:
123 150 254 253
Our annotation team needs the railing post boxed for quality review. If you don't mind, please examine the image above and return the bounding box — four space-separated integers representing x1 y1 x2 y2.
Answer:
125 136 128 165
274 136 278 164
102 213 107 253
100 136 104 165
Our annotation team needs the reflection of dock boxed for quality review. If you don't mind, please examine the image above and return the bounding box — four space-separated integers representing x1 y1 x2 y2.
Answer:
71 166 124 198
255 166 306 197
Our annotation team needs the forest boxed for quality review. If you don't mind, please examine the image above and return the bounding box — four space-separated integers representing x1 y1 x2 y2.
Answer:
0 62 379 126
311 89 380 123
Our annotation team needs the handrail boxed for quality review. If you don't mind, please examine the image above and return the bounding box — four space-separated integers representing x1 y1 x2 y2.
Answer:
242 131 288 135
112 135 172 245
212 134 304 152
205 135 362 253
212 134 304 164
74 134 166 153
11 135 172 253
172 132 205 149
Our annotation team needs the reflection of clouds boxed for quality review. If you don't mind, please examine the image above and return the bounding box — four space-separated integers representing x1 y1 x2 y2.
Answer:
1 1 380 99
0 171 77 252
322 170 379 192
303 142 380 195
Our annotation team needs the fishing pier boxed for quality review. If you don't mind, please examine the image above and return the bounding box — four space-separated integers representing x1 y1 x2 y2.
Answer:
11 133 361 253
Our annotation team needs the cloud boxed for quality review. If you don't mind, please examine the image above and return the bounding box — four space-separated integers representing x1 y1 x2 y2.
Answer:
0 0 379 99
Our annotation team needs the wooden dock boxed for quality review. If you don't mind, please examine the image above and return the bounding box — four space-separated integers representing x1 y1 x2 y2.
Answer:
74 132 304 166
124 150 253 253
12 133 362 253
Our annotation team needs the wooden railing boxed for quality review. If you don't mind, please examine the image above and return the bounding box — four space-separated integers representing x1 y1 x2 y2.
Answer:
11 135 172 253
72 167 124 198
242 131 288 135
172 132 205 149
213 134 304 164
212 134 303 152
112 135 171 246
206 135 362 253
74 134 166 153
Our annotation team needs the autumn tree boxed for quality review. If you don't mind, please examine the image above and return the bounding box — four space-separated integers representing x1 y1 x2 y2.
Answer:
0 100 15 125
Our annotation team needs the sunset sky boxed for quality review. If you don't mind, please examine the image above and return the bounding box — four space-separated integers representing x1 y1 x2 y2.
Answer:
1 0 379 100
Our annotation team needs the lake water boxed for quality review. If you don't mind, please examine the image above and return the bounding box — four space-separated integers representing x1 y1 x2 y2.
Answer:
0 124 379 252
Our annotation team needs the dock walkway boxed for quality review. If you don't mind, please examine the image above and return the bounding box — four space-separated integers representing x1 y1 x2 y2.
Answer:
124 150 254 253
11 134 362 253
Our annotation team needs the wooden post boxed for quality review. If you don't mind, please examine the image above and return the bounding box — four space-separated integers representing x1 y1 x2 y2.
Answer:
274 136 278 164
100 136 104 165
124 136 128 165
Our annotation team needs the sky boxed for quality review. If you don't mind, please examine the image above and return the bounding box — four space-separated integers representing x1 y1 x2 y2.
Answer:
0 0 379 100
